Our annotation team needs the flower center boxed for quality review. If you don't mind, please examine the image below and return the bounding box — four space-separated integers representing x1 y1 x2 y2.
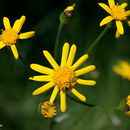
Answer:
53 66 76 90
111 5 127 21
0 29 18 46
41 101 56 118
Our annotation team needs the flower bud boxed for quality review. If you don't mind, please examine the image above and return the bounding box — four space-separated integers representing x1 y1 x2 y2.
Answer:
40 101 56 118
60 3 76 24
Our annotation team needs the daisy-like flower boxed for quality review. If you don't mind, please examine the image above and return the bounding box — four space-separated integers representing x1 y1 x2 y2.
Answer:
41 101 56 118
125 95 130 117
98 0 130 38
0 16 35 59
112 60 130 80
30 42 96 112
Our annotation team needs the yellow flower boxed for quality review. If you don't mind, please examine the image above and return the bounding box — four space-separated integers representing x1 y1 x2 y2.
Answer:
98 0 130 38
41 101 56 118
0 16 35 59
112 61 130 80
30 42 96 112
125 95 130 117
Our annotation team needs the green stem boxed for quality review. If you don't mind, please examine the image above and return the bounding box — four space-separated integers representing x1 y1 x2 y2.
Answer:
67 94 120 110
7 46 32 74
19 53 32 74
95 105 120 110
67 94 95 107
47 118 55 130
54 22 64 60
87 24 111 54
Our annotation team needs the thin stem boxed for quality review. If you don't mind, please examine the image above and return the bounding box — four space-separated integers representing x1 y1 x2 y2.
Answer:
47 118 56 130
7 46 33 74
54 22 64 60
67 94 95 107
95 105 120 110
87 24 111 54
19 53 32 74
67 94 120 111
19 54 28 70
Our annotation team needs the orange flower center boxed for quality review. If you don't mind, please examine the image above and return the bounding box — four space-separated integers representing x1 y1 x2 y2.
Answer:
53 66 76 90
0 29 18 46
111 5 127 21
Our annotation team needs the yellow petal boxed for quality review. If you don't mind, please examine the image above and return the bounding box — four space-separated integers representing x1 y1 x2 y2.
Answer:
125 10 130 16
30 64 53 74
125 111 130 117
13 15 26 33
120 3 128 8
71 54 88 71
50 86 59 103
3 17 11 29
128 21 130 26
13 19 20 30
43 50 59 69
64 3 76 12
75 65 96 77
10 45 19 59
100 16 113 26
112 66 122 75
115 29 120 38
71 88 86 102
32 82 55 95
60 90 66 112
0 41 6 49
108 0 115 9
77 79 96 86
67 44 77 67
29 75 52 82
19 31 35 39
116 21 124 35
98 3 111 14
61 42 69 66
119 61 129 68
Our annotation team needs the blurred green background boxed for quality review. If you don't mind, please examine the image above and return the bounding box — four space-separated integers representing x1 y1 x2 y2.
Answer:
0 0 130 129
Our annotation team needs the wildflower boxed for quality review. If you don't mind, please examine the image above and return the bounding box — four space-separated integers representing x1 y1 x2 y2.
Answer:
30 42 96 112
112 61 130 80
60 4 76 24
0 16 35 59
41 101 56 118
98 0 130 38
125 95 130 117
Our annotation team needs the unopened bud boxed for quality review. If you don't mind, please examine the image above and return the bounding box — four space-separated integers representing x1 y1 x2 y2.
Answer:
40 101 56 118
60 3 76 24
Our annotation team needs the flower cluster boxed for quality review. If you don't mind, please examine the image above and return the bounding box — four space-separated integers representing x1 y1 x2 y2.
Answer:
0 1 129 120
